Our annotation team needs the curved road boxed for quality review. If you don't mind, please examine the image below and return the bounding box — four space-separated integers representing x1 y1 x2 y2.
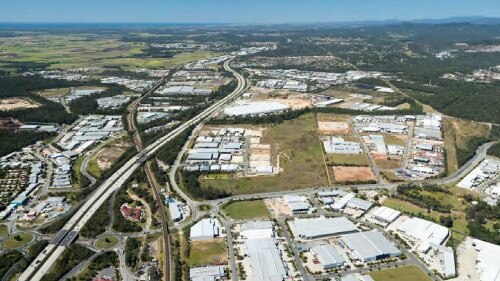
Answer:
19 57 247 281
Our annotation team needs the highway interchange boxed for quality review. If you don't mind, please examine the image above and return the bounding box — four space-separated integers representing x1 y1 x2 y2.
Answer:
16 55 496 281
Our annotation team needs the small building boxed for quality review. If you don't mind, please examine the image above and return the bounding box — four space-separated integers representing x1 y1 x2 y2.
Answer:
371 206 401 224
311 244 345 269
190 218 221 241
190 265 226 281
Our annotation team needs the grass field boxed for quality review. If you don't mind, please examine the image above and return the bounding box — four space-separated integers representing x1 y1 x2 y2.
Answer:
326 153 370 166
0 33 220 70
200 113 329 194
443 117 491 173
223 200 270 220
381 170 403 182
0 224 8 237
72 156 85 189
95 236 119 249
189 238 227 266
370 266 432 281
375 159 401 169
2 232 34 249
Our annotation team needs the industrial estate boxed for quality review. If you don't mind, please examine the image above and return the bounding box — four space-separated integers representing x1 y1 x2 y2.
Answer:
0 11 499 281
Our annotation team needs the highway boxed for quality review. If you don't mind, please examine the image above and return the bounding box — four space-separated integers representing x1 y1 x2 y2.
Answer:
18 57 247 281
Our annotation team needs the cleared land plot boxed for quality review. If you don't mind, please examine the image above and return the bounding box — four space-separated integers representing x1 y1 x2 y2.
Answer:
375 159 401 169
95 236 119 249
200 113 329 194
326 153 370 166
223 200 270 220
318 121 349 134
88 137 132 178
443 117 491 173
0 98 40 111
370 266 432 281
2 232 33 249
189 238 228 266
39 88 70 98
332 166 375 182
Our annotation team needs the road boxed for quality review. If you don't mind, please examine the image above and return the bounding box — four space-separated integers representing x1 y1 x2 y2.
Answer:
349 118 384 182
19 57 247 281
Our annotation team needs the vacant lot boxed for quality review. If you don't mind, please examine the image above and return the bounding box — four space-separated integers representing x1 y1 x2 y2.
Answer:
39 88 70 98
0 98 40 111
326 153 370 166
223 200 270 220
332 166 375 182
0 224 8 237
443 117 491 173
375 159 401 169
200 113 329 194
189 238 227 266
370 266 432 281
2 232 34 249
87 134 132 178
318 121 349 134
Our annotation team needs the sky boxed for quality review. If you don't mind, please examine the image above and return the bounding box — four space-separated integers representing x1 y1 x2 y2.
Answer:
1 0 499 24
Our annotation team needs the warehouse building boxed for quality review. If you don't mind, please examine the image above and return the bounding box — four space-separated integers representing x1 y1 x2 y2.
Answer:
396 217 449 252
240 220 274 239
289 216 358 240
190 218 221 241
223 101 290 116
341 230 401 262
323 136 362 154
310 244 345 269
246 237 288 281
190 265 226 281
371 206 401 224
283 195 310 214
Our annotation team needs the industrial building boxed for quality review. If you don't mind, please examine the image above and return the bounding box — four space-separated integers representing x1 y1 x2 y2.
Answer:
323 136 362 154
396 217 449 252
190 218 221 241
371 206 401 224
240 220 274 239
310 244 345 269
289 216 358 240
189 265 226 281
246 237 288 281
341 230 402 262
223 101 290 116
283 195 310 214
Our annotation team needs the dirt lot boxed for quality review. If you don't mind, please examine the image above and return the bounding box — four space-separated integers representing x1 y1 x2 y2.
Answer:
265 98 311 109
96 140 132 171
318 121 349 134
264 198 292 217
0 117 22 131
332 166 375 182
0 98 40 111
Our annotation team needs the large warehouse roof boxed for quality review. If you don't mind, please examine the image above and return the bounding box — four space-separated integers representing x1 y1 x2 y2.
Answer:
289 216 357 239
341 230 401 262
223 101 290 116
311 244 345 268
246 237 287 281
396 217 449 252
190 218 220 240
372 206 401 223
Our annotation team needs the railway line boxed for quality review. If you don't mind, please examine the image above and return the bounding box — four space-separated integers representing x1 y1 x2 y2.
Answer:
19 57 247 281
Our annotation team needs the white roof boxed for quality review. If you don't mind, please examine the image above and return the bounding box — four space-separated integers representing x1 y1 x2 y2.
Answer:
311 244 345 267
473 238 500 281
372 206 401 223
246 237 287 281
397 217 449 251
289 216 357 239
190 218 220 239
223 101 289 116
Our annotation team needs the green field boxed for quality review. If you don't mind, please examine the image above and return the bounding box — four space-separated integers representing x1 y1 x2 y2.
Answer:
2 232 34 249
189 238 227 266
200 113 329 194
0 224 8 237
375 159 401 169
95 236 119 249
326 153 370 166
0 34 220 70
370 266 432 281
223 200 270 220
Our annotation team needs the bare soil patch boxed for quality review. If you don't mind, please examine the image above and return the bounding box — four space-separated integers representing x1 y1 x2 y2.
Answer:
0 98 40 111
332 166 375 182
